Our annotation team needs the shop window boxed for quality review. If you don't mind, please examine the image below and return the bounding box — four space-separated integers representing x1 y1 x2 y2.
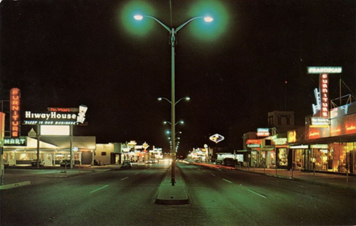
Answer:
101 152 107 156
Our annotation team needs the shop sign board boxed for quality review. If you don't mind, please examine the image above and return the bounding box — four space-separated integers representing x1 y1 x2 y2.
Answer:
320 73 329 118
309 66 342 119
311 117 329 127
0 112 5 146
3 137 27 146
257 128 270 137
209 133 224 143
23 105 87 125
247 143 260 148
10 88 21 138
272 138 287 145
307 67 342 74
246 139 261 145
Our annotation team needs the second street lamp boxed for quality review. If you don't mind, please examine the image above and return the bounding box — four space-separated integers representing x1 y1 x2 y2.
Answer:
134 14 213 186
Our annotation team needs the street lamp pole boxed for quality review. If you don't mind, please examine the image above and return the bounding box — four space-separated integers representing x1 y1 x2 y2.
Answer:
134 15 213 186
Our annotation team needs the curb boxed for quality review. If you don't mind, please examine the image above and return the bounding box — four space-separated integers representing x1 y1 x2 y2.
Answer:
0 181 31 190
155 167 189 205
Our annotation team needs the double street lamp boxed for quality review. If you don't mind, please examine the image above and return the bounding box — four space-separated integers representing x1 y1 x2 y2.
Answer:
163 120 184 126
134 14 213 186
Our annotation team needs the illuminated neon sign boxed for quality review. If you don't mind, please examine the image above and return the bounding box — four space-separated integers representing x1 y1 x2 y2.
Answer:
307 67 342 74
257 128 270 137
209 134 225 144
272 138 287 145
346 125 356 133
320 74 329 118
309 132 320 138
309 66 341 118
310 117 329 127
23 105 88 125
3 137 27 146
246 139 261 145
10 88 21 138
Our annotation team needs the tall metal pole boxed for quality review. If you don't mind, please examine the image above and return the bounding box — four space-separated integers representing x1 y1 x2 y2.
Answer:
133 15 212 186
170 29 176 186
37 124 40 169
70 125 73 169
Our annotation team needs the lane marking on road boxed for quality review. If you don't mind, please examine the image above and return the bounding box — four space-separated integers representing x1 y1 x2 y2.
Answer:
223 178 232 183
121 177 129 181
135 172 140 175
247 189 267 199
90 185 109 194
210 173 216 177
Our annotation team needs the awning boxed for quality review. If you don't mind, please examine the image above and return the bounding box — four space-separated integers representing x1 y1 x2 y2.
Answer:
290 134 356 146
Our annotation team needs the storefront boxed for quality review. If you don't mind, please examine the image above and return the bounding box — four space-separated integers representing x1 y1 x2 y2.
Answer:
3 136 96 166
290 138 356 174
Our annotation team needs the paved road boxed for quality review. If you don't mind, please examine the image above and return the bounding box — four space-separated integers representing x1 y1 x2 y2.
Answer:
181 163 356 225
1 162 355 226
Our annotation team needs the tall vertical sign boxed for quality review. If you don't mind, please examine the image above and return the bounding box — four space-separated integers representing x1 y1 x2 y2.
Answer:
0 112 5 183
320 73 328 118
308 66 342 117
0 112 4 146
10 88 21 138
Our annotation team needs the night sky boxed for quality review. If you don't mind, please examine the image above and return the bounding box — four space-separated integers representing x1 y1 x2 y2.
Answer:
1 0 355 154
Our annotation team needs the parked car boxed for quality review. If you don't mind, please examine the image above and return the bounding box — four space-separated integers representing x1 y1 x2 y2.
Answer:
223 158 238 167
31 159 45 167
122 160 132 168
60 159 75 167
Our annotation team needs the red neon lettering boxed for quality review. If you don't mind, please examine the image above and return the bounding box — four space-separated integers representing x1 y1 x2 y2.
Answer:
11 89 19 95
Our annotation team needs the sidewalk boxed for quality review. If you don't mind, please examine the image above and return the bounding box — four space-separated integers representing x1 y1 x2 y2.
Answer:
0 165 121 190
194 163 356 191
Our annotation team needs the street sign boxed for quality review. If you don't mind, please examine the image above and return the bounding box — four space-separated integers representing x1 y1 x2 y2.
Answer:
209 133 224 144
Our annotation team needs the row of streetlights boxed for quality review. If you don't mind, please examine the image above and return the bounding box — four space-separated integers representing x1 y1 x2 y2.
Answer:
134 13 213 186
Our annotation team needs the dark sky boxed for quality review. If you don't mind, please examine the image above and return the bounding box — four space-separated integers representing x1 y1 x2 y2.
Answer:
1 0 355 154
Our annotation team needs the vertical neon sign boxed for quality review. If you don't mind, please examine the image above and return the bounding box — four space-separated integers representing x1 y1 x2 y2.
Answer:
10 88 21 138
320 73 328 118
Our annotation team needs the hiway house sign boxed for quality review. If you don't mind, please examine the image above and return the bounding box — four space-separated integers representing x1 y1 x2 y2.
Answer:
23 105 88 125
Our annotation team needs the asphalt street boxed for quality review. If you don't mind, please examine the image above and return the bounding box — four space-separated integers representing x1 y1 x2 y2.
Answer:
1 163 356 226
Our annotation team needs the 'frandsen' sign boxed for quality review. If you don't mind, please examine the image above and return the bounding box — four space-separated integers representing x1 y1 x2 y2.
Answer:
23 105 88 125
309 66 342 120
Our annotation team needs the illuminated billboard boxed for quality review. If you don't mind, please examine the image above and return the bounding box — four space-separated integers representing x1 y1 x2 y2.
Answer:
23 105 88 125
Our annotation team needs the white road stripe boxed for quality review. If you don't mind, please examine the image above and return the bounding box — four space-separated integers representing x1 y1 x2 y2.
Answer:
121 177 129 181
247 189 267 199
90 185 109 194
211 173 216 177
223 179 232 183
